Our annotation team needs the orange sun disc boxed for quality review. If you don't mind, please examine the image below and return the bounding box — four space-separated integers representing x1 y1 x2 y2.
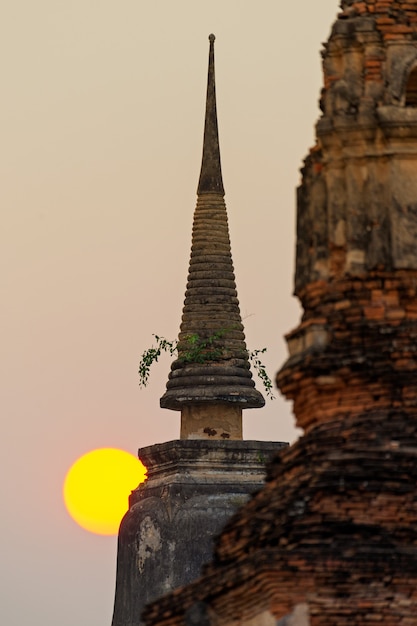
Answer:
63 448 147 536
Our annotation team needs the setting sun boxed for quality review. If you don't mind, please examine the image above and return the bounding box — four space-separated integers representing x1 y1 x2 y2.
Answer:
63 448 147 536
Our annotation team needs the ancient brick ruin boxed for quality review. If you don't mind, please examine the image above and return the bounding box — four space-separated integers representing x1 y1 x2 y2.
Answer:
142 3 417 624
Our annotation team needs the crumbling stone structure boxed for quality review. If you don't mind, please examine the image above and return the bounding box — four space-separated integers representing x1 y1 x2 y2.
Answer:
111 36 282 626
142 4 417 625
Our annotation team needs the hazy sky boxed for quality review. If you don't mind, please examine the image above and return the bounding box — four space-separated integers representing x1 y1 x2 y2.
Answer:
2 2 338 625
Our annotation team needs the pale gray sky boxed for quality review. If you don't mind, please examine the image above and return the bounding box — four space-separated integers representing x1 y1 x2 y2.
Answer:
2 2 338 625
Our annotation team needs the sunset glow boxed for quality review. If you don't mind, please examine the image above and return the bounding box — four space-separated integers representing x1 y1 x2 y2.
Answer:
63 448 147 535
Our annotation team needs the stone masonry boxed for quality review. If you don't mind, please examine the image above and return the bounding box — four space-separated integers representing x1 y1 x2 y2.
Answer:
142 4 417 625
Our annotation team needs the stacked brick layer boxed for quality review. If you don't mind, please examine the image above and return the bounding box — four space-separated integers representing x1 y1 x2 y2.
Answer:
339 0 417 40
278 272 417 432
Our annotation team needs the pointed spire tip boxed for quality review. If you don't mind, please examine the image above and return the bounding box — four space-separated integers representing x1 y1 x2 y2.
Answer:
197 33 224 196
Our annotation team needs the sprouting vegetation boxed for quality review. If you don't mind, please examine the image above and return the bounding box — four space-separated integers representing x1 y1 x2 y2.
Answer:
138 331 275 399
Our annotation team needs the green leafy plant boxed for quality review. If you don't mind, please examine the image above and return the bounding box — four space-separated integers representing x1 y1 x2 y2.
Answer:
248 348 275 399
178 329 226 363
138 335 177 388
138 332 275 399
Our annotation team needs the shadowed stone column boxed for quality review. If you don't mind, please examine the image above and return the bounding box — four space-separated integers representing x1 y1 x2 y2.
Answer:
112 440 285 626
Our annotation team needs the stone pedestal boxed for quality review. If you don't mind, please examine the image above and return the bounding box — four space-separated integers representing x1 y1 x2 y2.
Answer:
111 439 286 626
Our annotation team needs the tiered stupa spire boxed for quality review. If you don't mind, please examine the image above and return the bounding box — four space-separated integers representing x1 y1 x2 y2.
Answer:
160 34 264 440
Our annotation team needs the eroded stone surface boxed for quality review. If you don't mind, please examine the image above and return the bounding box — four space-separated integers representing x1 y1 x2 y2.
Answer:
180 404 242 440
137 516 161 574
111 440 285 626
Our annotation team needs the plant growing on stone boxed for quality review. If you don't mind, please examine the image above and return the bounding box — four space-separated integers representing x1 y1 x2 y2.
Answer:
247 348 275 400
178 329 226 364
138 332 275 399
138 336 177 388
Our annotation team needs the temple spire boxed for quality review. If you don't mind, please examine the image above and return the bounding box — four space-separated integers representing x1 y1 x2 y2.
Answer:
160 35 264 440
197 34 224 196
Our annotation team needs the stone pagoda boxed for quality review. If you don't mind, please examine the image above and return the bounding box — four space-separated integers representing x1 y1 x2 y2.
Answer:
160 34 264 440
111 35 284 626
142 3 417 625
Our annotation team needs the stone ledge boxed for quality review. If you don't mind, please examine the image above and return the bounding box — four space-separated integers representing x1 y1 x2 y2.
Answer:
131 439 287 499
